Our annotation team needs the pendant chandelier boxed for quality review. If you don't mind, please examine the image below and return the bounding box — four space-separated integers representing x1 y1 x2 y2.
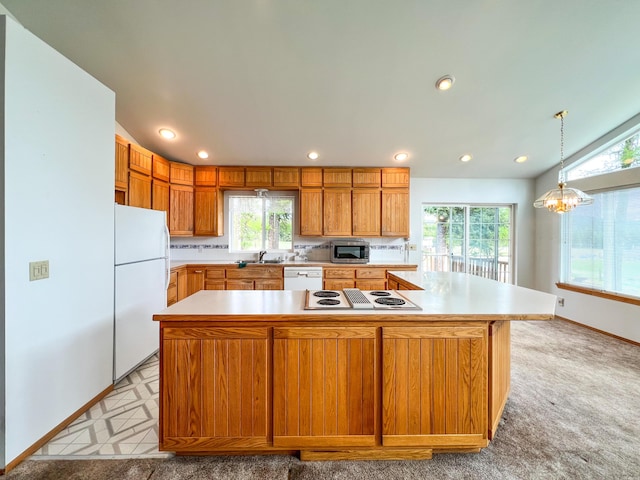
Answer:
534 110 594 213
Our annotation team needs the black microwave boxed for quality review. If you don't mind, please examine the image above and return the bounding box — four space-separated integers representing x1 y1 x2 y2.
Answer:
330 240 370 264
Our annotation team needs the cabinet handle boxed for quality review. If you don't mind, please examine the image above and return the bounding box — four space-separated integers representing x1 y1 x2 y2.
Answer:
194 270 203 273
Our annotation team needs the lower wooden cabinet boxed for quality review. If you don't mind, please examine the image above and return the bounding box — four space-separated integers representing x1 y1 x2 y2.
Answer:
160 327 269 450
187 267 205 296
273 327 376 447
381 326 487 446
168 266 188 306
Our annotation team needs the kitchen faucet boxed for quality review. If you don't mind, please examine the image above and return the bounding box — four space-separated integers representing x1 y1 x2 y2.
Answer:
258 250 267 262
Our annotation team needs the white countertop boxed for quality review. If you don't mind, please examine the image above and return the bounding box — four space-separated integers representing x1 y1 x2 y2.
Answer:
155 272 556 321
170 260 418 268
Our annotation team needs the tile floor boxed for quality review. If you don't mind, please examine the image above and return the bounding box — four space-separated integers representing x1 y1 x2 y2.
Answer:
32 354 171 459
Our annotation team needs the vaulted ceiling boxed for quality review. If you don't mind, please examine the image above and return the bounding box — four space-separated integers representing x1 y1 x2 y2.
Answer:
4 0 640 179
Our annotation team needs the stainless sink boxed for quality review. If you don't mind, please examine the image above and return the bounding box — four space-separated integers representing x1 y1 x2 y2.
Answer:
236 259 283 264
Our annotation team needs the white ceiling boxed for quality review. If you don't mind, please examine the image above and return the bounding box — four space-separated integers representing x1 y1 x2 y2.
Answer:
4 0 640 179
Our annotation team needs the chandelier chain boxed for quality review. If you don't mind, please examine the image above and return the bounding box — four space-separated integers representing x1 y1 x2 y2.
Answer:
559 113 565 184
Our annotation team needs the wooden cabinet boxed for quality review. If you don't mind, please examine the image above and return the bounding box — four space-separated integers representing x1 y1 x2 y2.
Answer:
353 168 381 188
300 168 323 187
218 167 245 187
382 189 409 237
169 184 194 236
152 179 170 219
273 167 299 188
168 266 189 306
226 266 283 290
382 168 410 188
489 321 510 440
195 166 217 186
323 168 352 187
129 143 153 176
128 170 152 209
177 267 188 301
381 326 487 446
115 135 129 205
387 273 423 290
245 167 272 187
153 155 170 182
187 267 205 296
205 267 226 290
170 162 194 186
323 267 356 290
323 189 352 236
273 327 376 447
194 187 222 236
167 271 178 306
355 267 386 290
299 188 323 236
160 327 269 450
352 189 381 236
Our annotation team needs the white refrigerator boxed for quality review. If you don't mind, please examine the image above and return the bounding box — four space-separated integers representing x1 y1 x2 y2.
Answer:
114 204 169 382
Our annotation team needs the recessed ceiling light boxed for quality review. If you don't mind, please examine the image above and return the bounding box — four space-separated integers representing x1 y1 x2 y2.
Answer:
435 75 455 91
197 150 209 159
514 155 528 163
394 152 409 161
307 151 319 160
460 154 473 162
158 128 176 139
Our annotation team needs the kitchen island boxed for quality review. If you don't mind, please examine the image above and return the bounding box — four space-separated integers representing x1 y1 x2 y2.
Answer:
153 272 556 460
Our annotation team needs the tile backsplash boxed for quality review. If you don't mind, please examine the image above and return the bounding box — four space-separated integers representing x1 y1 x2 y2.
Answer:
170 236 408 263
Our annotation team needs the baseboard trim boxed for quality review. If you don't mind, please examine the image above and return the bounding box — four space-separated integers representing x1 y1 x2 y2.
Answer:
4 384 114 474
556 316 640 347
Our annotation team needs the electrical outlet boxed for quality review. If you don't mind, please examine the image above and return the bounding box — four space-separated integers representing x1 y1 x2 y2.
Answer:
409 244 417 251
29 260 49 281
557 297 565 307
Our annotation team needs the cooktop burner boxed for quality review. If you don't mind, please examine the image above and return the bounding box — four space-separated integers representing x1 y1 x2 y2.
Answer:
317 298 341 306
313 290 340 298
369 291 391 297
374 297 406 306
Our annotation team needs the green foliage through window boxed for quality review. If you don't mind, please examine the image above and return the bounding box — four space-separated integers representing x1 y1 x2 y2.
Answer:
229 195 293 252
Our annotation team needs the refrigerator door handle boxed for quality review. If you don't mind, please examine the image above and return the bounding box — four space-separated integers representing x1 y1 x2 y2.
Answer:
164 223 171 290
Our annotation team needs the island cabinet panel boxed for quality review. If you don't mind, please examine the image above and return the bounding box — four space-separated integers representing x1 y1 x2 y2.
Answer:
381 326 488 448
489 320 510 440
160 327 269 450
273 327 376 447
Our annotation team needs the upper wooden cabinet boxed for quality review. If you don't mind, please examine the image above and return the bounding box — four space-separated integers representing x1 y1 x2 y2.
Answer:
300 168 323 187
195 166 217 186
129 170 152 209
218 167 245 187
194 186 223 236
115 135 129 205
352 189 381 237
273 167 299 188
129 143 153 176
299 188 323 236
245 167 273 187
152 154 170 182
353 168 381 188
323 168 352 187
323 189 352 236
169 184 194 236
381 168 410 188
170 162 194 186
382 189 409 237
152 179 170 219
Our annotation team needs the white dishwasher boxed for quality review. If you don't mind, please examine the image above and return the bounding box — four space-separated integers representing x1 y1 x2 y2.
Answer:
284 266 323 290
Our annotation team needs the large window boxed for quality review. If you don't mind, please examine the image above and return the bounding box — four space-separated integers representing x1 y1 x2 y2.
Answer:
422 205 513 283
228 194 294 252
561 186 640 298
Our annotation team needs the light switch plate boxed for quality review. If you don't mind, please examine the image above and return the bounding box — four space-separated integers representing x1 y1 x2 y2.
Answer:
29 260 49 281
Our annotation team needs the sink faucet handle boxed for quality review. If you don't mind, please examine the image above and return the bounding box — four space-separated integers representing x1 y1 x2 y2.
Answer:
259 250 267 261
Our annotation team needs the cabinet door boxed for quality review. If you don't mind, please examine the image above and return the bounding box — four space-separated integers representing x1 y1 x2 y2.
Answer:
152 179 170 220
170 162 194 186
381 189 409 237
352 168 381 188
167 271 178 306
323 168 352 187
129 143 153 175
160 327 269 451
218 167 245 187
153 154 170 182
255 279 283 290
382 326 488 448
300 168 323 187
195 166 217 186
226 279 254 290
273 167 299 187
176 268 188 301
381 168 410 188
323 189 352 236
245 167 273 187
299 189 323 236
115 135 129 192
273 327 376 447
169 185 194 236
324 279 356 290
194 187 222 236
352 189 381 236
129 170 152 209
187 267 205 296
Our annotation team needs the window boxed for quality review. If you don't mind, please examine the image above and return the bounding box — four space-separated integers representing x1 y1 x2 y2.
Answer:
561 186 640 298
566 129 640 181
228 193 294 252
422 205 513 283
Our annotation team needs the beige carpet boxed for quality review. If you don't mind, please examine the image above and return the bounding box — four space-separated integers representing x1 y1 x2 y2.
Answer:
7 319 640 479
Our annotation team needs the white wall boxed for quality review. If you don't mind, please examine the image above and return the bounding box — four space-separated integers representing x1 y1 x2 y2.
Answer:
534 166 640 343
409 177 537 288
1 15 115 465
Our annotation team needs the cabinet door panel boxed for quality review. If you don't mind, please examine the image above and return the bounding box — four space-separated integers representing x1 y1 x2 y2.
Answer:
382 326 487 447
381 190 409 237
129 170 151 209
169 185 194 236
273 327 376 447
115 135 129 191
152 179 169 219
194 187 221 236
299 189 323 236
323 189 352 236
353 189 381 236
